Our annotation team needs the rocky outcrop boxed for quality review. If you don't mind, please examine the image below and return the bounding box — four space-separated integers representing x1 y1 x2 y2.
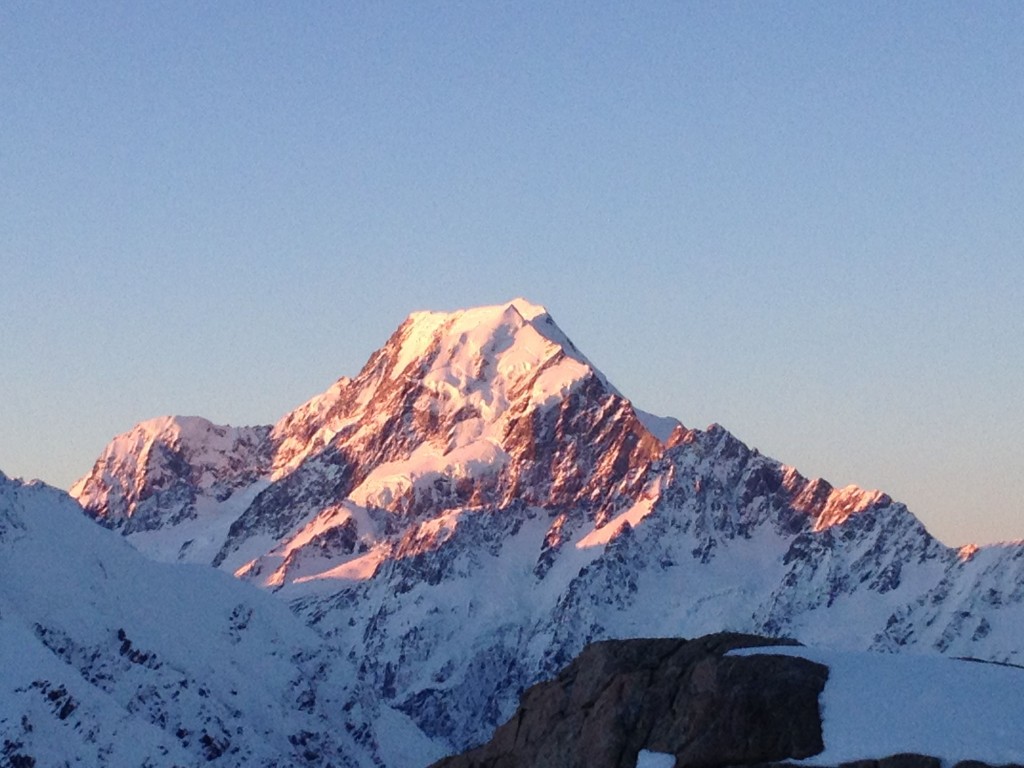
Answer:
430 633 829 768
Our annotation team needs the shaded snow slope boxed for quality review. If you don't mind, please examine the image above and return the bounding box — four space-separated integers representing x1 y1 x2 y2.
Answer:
731 645 1024 766
0 473 437 767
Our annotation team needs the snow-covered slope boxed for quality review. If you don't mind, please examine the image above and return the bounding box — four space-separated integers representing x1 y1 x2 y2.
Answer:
0 470 438 767
730 645 1024 766
69 415 272 564
74 299 664 582
70 298 1024 759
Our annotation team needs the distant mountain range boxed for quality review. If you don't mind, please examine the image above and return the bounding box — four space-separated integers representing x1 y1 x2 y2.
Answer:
5 299 1022 766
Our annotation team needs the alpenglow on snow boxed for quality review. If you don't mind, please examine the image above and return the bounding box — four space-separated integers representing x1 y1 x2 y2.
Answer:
70 298 1024 758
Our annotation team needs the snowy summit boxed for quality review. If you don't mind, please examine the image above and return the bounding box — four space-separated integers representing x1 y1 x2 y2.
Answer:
59 298 1024 764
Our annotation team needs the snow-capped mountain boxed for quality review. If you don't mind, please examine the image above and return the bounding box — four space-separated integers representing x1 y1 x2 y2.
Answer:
0 470 441 767
70 298 1024 758
434 633 1024 768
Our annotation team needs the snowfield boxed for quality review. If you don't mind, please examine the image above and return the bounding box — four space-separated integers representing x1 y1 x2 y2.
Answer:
730 645 1024 766
0 471 439 767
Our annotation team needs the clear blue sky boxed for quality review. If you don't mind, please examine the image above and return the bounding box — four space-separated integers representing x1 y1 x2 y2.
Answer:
2 3 1021 545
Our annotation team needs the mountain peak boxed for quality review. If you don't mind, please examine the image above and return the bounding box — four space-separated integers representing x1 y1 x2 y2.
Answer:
393 298 576 370
71 415 271 532
374 298 611 415
506 296 549 320
405 297 549 327
258 299 639 487
64 299 1024 765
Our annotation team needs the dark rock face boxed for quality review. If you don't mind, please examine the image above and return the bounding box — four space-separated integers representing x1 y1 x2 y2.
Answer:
839 756 943 768
430 633 829 768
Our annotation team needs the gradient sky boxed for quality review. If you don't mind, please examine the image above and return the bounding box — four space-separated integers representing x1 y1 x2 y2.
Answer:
2 3 1021 546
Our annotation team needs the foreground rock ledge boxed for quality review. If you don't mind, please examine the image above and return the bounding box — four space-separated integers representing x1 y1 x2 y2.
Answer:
429 632 829 768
